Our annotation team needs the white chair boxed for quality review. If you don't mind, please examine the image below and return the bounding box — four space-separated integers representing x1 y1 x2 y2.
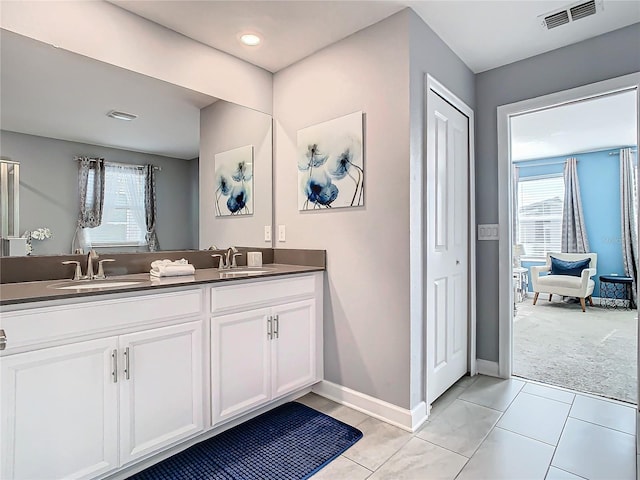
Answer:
531 252 597 312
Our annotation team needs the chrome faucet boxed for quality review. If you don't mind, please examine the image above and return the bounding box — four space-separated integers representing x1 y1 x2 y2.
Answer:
226 246 242 269
86 249 99 280
62 249 114 280
212 247 241 270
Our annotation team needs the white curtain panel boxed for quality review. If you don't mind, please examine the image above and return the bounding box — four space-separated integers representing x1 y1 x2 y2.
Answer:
561 157 590 253
620 147 638 306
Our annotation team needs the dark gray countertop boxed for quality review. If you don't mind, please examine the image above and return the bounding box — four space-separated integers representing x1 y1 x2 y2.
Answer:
0 264 324 306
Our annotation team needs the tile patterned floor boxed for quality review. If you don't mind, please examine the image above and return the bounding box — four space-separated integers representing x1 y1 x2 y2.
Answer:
299 375 637 479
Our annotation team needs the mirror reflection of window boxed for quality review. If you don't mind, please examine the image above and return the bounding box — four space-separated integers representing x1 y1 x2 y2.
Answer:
85 164 147 247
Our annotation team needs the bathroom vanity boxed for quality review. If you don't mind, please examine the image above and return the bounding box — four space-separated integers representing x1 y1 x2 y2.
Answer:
0 266 324 480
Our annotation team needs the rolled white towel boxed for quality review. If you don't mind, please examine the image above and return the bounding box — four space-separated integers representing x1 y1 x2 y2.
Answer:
150 258 195 277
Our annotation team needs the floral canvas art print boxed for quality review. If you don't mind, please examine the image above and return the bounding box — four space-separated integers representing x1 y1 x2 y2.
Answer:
214 145 254 216
297 111 364 210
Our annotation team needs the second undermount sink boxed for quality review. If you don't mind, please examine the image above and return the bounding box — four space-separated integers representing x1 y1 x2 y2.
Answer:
49 280 145 290
219 268 274 278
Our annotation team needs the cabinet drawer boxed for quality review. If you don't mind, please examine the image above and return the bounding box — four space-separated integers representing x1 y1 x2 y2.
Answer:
211 275 316 314
0 289 203 353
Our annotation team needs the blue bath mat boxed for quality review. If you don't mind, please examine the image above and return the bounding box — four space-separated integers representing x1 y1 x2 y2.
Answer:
129 401 363 480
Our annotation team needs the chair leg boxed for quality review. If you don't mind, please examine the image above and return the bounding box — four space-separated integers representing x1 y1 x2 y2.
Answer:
533 292 539 305
588 296 594 306
579 298 586 312
549 294 553 301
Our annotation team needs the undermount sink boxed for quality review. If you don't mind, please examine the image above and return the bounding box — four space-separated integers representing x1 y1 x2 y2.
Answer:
219 268 274 278
49 280 145 290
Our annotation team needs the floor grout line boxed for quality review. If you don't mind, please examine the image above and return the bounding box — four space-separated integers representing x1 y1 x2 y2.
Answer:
549 464 590 480
494 423 563 447
413 436 472 459
566 414 636 436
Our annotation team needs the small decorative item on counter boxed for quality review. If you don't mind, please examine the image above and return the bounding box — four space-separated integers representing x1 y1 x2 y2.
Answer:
247 251 263 267
21 227 53 255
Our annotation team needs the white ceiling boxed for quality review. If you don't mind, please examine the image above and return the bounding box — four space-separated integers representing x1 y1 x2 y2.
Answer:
111 0 640 73
0 30 216 159
407 0 640 73
2 1 638 159
110 1 406 73
511 89 638 161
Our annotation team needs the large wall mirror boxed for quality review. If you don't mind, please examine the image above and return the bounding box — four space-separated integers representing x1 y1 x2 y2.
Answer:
0 29 273 256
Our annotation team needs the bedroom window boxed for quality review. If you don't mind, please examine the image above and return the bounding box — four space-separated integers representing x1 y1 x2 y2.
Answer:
517 174 564 258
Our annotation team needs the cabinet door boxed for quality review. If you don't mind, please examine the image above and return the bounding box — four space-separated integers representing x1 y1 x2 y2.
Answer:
0 337 119 480
119 321 203 464
212 308 271 423
272 299 316 398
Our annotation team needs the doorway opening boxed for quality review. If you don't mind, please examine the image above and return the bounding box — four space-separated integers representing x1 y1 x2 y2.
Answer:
497 73 640 406
510 91 638 403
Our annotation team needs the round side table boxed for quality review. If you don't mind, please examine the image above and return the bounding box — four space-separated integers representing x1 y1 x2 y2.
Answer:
599 275 633 309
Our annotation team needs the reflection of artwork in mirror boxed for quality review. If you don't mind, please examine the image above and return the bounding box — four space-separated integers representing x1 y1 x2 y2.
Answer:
214 145 254 217
297 111 364 211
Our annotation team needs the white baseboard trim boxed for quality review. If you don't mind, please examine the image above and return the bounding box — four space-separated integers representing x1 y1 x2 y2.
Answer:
476 359 500 377
312 380 428 432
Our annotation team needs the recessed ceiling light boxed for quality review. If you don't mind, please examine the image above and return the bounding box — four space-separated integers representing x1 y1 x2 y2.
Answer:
239 33 261 47
107 110 138 121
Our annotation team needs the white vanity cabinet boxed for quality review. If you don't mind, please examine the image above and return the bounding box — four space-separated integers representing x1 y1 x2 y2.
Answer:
118 320 203 464
211 273 322 424
1 336 120 480
0 289 204 480
0 270 323 480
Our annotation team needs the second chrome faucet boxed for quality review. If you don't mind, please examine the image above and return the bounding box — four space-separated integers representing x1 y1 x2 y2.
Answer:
211 246 242 270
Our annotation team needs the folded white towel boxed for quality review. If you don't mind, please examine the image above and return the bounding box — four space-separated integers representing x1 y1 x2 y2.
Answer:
150 258 190 270
150 258 195 277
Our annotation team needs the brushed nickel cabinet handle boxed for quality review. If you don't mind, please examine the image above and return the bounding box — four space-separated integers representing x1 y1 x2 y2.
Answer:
0 329 6 351
267 316 273 340
124 347 130 380
273 315 279 339
111 349 118 383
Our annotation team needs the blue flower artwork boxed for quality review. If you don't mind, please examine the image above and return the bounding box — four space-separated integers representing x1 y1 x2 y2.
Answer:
214 145 254 216
297 111 364 210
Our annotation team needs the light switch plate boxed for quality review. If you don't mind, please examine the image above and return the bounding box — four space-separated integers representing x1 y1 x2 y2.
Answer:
278 225 286 242
478 224 499 240
264 226 272 242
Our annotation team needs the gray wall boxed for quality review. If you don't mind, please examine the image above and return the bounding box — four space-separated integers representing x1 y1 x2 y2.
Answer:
475 24 640 362
407 9 476 407
273 7 477 410
0 131 197 255
274 10 411 408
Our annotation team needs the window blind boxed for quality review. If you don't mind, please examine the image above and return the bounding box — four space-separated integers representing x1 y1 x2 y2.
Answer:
517 175 564 258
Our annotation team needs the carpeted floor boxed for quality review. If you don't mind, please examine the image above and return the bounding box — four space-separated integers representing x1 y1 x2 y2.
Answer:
513 295 637 404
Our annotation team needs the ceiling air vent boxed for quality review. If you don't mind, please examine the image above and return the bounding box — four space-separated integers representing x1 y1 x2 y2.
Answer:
538 0 603 30
544 10 570 29
570 0 597 21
